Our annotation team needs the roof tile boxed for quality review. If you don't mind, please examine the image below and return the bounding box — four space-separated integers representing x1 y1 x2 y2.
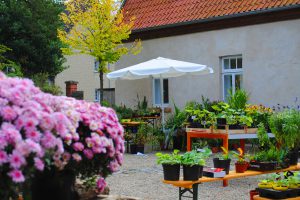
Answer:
123 0 300 30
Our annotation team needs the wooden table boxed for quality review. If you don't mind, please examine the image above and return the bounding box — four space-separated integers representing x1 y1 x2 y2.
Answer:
163 164 300 200
253 195 300 200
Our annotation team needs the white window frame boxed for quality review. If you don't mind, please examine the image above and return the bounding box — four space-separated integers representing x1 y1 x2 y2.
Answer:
94 89 100 102
152 78 169 106
94 60 99 73
221 55 243 100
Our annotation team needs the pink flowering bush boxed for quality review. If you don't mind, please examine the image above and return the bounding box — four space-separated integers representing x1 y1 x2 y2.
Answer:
0 72 124 199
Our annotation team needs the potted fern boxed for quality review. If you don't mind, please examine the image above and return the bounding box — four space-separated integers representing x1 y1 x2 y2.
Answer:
156 150 182 181
213 147 233 174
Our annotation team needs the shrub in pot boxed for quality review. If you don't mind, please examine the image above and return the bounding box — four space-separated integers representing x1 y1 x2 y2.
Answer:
213 147 233 174
131 124 151 154
269 109 300 165
233 148 249 173
181 148 211 181
156 150 182 181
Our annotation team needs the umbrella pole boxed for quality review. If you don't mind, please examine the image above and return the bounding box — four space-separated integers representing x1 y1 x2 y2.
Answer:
160 75 169 149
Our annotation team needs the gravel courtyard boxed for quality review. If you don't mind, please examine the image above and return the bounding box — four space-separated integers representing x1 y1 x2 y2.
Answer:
106 153 263 200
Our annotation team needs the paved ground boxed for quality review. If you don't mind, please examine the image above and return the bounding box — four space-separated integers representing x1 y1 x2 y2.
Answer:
106 152 264 200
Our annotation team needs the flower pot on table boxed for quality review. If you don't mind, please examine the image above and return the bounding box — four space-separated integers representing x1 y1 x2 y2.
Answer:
183 165 203 181
162 164 180 181
213 158 231 174
235 162 248 173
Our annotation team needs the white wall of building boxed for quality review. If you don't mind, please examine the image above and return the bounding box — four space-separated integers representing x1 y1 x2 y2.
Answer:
114 19 300 109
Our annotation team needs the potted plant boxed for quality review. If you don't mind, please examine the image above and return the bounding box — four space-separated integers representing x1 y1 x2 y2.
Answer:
156 150 182 181
233 148 249 173
131 124 151 154
273 179 289 191
269 109 300 165
249 147 286 171
181 148 211 181
258 174 277 189
213 147 233 174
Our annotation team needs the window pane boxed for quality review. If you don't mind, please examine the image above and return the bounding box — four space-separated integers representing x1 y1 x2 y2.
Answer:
237 58 242 69
235 74 243 90
163 79 169 104
224 75 232 100
230 58 236 69
224 59 229 69
154 79 161 104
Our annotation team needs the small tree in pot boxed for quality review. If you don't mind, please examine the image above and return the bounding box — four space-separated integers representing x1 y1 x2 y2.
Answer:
156 150 182 181
181 148 211 181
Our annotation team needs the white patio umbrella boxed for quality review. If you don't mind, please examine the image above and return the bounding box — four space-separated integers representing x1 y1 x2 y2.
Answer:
107 57 213 132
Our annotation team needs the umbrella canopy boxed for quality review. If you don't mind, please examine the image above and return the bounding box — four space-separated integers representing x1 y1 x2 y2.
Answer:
107 57 213 80
107 57 213 147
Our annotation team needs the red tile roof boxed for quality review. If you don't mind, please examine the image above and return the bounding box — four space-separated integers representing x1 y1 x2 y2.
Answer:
123 0 300 30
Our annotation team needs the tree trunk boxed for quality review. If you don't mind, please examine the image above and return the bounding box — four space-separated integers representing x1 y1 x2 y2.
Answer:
99 70 104 103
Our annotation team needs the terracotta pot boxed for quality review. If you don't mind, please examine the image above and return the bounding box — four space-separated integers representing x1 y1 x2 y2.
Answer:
211 147 219 153
235 162 248 173
249 190 259 200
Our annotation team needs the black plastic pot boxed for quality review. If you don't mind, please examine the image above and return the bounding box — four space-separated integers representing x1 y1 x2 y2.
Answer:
249 161 277 171
31 168 79 200
257 188 298 199
183 165 202 181
213 158 231 174
229 124 244 130
162 164 180 181
130 144 137 154
288 148 299 165
136 145 144 154
217 118 227 125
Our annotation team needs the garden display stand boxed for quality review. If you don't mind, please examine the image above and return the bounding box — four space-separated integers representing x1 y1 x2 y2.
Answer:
186 129 275 186
163 164 300 200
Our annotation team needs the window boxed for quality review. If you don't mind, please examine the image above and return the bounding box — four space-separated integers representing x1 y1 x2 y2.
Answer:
94 89 100 102
222 56 243 100
94 60 99 72
153 79 169 105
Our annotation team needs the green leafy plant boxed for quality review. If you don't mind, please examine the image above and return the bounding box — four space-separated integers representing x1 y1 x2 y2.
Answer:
233 148 249 164
133 123 152 145
269 109 300 149
257 123 271 149
227 89 249 110
181 148 212 166
156 150 182 165
192 139 208 151
219 146 234 160
165 103 186 131
252 147 287 162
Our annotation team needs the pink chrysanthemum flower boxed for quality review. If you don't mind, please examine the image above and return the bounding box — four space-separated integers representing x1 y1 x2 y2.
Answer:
9 151 26 169
8 169 25 183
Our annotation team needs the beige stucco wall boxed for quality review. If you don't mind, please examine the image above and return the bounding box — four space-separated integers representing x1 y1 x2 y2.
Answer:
55 54 115 102
114 19 300 109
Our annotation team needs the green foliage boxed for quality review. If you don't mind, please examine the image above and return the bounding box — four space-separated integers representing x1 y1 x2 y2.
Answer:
156 149 182 165
133 123 152 145
219 146 234 160
0 0 65 77
252 147 287 162
257 123 271 149
269 109 300 149
192 139 208 151
31 72 62 95
227 89 249 110
165 103 186 131
58 0 141 102
181 148 211 166
232 148 249 164
113 105 133 120
0 44 22 77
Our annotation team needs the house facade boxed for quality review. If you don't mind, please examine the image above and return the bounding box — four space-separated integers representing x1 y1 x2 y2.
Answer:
55 0 300 109
112 0 300 109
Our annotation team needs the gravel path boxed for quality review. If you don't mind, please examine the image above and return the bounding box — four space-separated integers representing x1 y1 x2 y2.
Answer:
106 153 264 200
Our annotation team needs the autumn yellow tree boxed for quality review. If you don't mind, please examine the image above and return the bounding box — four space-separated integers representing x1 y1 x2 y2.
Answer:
58 0 141 103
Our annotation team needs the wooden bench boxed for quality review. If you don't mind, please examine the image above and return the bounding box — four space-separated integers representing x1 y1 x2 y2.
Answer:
163 164 300 200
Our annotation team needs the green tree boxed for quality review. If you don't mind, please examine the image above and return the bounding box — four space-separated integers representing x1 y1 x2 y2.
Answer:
58 0 141 103
0 44 22 77
0 0 65 78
